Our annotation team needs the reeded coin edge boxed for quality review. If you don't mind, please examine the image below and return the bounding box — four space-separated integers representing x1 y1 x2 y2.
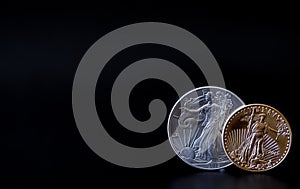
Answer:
167 86 245 170
222 103 292 172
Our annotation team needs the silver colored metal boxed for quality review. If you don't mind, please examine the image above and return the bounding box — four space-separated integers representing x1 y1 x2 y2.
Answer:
167 86 245 170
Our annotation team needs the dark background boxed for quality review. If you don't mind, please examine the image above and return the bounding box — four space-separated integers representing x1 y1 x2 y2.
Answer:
1 4 299 188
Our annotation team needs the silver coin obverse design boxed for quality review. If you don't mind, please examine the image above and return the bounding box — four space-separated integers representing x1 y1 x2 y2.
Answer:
167 86 245 170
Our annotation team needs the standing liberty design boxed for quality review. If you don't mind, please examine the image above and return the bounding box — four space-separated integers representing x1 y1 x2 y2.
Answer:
228 108 287 169
172 90 233 168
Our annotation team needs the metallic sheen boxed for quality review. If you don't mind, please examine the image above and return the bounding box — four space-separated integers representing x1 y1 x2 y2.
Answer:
222 104 292 172
168 86 244 170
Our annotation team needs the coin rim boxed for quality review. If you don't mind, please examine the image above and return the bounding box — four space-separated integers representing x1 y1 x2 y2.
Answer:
167 86 245 170
222 103 292 172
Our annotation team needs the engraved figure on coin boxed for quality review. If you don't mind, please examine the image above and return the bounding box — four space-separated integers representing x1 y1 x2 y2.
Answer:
193 91 233 161
192 92 222 159
168 86 245 169
224 104 292 172
176 91 233 164
230 108 284 169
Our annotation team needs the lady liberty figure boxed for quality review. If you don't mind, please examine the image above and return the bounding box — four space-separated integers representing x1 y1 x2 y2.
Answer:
193 91 233 161
179 91 233 162
230 108 281 168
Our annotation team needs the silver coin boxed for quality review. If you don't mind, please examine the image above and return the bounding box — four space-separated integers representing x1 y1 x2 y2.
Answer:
167 86 245 170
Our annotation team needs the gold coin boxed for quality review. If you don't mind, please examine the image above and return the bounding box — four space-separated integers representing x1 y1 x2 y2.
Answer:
222 104 292 172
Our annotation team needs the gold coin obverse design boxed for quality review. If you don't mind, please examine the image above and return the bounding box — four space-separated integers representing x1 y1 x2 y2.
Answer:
222 104 292 172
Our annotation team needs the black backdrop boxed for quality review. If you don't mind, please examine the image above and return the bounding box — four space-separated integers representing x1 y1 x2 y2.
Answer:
1 4 299 188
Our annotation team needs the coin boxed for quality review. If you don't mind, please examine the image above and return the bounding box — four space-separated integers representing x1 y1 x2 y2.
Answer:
222 104 292 172
167 86 245 170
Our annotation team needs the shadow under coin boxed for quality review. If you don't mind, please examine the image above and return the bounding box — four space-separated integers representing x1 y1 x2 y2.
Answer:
166 172 287 189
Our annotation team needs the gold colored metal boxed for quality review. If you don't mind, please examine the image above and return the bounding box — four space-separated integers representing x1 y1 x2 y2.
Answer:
222 104 292 172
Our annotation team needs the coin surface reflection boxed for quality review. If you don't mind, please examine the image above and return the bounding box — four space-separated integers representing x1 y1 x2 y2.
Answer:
166 172 287 189
168 86 244 170
223 104 292 172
